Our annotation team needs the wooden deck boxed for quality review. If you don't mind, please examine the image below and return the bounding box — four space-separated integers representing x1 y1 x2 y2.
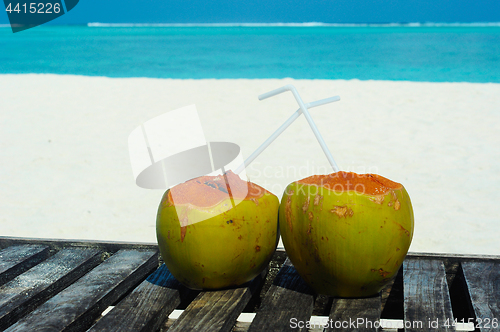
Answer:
0 236 499 331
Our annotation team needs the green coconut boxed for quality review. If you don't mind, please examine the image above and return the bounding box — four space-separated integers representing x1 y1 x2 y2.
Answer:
157 171 279 290
279 171 414 297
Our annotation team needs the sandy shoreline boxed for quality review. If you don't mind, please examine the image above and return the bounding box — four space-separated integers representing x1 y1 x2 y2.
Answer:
1 74 499 255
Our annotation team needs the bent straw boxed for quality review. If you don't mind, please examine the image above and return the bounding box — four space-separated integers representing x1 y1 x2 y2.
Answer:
235 85 340 174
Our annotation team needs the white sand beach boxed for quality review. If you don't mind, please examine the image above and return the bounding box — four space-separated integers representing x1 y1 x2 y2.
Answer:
1 74 499 255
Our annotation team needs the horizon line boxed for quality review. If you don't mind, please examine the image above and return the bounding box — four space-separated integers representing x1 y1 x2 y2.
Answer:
2 22 500 28
87 22 500 27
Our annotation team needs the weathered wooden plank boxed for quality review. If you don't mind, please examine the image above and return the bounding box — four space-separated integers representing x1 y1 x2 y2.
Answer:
247 258 315 332
168 270 266 332
88 263 197 332
0 236 158 253
0 245 50 287
4 249 158 332
3 239 500 263
0 247 101 330
407 252 500 261
326 295 381 331
403 259 455 331
461 261 500 332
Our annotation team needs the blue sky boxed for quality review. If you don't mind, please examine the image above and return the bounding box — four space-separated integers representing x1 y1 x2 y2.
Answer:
1 0 500 25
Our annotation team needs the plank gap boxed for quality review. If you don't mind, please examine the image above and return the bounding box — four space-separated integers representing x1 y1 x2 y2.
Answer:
381 267 404 320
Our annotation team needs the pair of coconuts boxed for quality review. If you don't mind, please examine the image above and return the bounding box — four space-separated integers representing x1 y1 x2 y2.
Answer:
156 170 414 297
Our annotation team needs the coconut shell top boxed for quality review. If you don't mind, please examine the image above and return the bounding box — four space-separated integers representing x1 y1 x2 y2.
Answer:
297 171 402 196
164 171 270 208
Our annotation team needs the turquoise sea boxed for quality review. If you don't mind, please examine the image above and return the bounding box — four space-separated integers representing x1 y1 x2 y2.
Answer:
0 24 499 82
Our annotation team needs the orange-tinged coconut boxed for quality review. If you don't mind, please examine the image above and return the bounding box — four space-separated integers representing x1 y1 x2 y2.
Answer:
157 171 279 289
279 171 414 297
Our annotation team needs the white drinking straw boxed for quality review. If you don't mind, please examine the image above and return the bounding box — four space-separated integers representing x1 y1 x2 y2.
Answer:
235 85 340 174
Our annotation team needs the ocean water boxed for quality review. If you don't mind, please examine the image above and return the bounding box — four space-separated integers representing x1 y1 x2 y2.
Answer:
0 24 499 82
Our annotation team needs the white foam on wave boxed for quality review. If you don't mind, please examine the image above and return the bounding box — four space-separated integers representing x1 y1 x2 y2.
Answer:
87 22 500 28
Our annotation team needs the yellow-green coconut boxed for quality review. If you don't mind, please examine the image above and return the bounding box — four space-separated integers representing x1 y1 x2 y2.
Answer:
157 171 279 289
279 171 414 297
